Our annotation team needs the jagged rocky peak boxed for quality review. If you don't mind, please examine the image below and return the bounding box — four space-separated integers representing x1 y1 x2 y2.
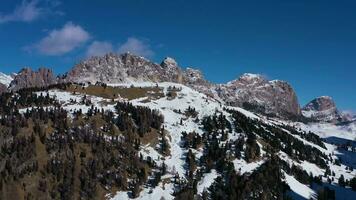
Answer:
303 96 336 111
160 56 183 82
183 67 210 86
120 52 151 66
66 53 184 84
9 67 56 91
216 73 301 117
302 96 341 122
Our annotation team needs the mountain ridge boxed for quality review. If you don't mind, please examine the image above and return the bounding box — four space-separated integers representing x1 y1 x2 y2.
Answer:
0 52 345 122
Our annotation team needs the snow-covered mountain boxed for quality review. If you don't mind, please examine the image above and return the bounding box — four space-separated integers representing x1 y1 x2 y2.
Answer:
213 73 301 117
63 53 301 118
4 53 351 122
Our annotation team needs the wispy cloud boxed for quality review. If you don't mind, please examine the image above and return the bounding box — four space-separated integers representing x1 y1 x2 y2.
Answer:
86 37 155 58
117 37 154 58
86 41 113 57
26 22 90 56
0 0 63 24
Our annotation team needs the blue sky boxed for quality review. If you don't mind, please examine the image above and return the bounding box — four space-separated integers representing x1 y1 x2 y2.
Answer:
0 0 355 112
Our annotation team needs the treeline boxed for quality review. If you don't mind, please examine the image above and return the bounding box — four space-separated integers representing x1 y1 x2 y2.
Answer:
0 90 58 115
0 88 165 199
209 156 290 200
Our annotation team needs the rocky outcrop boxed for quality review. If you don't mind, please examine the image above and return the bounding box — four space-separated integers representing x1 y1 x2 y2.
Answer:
183 68 209 85
302 96 341 122
214 73 301 117
9 67 56 91
160 57 184 83
66 53 184 84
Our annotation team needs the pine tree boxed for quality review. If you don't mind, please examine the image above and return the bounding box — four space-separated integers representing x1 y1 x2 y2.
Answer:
338 174 345 187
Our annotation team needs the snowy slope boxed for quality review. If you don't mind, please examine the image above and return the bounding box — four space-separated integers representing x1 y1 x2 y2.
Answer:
285 172 316 200
112 82 356 200
109 82 274 199
15 81 356 200
0 72 13 86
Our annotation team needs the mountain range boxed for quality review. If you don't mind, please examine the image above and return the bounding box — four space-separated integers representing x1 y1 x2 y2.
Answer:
0 53 355 200
0 53 352 123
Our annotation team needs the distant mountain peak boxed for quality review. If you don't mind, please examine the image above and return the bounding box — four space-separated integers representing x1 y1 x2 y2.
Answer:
218 73 300 117
227 73 267 86
303 96 336 112
9 67 56 91
302 96 342 122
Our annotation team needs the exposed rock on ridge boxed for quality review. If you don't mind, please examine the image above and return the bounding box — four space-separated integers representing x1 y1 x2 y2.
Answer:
214 73 301 117
9 67 56 91
66 53 184 84
2 53 304 118
65 53 301 117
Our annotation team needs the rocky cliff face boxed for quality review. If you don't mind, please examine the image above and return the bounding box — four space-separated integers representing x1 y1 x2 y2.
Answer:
9 67 56 91
0 83 7 94
214 74 301 117
302 96 342 122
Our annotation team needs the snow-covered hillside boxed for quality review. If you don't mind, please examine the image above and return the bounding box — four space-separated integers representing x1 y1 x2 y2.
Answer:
6 81 356 200
114 83 355 200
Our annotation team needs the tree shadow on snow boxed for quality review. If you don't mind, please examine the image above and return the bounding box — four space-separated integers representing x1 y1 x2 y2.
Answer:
312 182 356 200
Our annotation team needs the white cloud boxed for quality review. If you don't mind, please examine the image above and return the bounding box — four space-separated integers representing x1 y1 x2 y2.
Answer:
85 37 155 58
30 22 90 56
117 37 154 58
0 0 62 24
86 41 113 57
